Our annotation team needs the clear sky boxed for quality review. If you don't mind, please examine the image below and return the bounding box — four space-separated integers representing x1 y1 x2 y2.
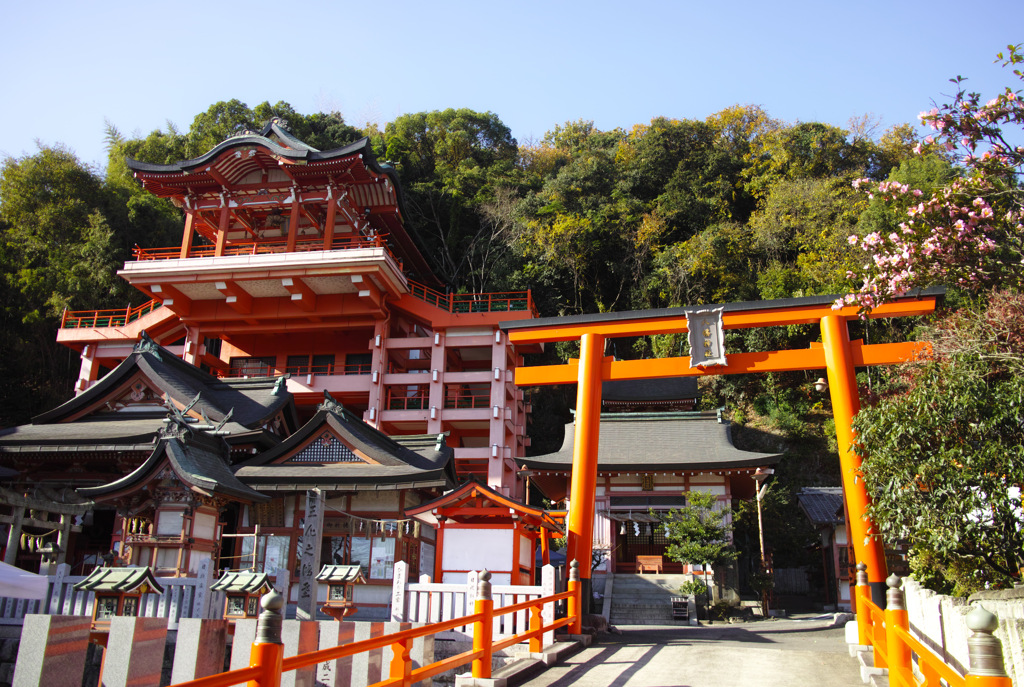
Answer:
3 0 1022 171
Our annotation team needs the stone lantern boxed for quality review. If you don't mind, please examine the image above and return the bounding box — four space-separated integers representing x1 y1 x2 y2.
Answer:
210 571 272 619
316 564 365 620
73 566 164 628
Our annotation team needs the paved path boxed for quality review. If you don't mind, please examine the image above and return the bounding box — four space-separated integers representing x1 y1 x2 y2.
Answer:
520 615 865 687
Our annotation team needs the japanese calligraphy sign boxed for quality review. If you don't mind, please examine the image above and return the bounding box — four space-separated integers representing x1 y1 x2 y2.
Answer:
686 306 727 368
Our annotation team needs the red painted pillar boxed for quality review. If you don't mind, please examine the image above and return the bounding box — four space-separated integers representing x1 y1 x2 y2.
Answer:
821 315 887 605
566 333 603 631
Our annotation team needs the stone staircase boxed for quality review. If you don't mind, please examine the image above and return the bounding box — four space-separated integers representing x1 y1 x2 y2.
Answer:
608 573 693 625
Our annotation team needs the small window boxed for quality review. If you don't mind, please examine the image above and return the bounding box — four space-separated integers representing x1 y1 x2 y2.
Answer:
345 353 372 374
230 356 275 377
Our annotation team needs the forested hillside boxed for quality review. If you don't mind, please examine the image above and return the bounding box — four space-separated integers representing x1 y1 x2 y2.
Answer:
2 43 1022 593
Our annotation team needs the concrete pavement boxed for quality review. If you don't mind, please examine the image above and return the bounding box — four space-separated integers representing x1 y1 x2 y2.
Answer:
517 615 866 687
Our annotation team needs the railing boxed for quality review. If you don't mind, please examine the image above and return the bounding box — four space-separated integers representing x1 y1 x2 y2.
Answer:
60 299 162 329
284 362 371 377
386 390 429 411
853 563 1012 687
170 561 582 687
407 280 535 315
0 560 223 631
444 389 491 409
131 234 394 261
391 562 559 643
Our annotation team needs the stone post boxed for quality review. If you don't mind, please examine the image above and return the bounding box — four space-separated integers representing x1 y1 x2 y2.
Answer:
965 605 1012 686
297 488 324 620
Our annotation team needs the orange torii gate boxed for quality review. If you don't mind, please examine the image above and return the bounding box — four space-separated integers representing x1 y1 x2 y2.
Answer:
501 290 941 632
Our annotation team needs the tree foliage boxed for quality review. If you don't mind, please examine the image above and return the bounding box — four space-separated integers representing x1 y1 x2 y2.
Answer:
854 294 1024 592
660 490 738 568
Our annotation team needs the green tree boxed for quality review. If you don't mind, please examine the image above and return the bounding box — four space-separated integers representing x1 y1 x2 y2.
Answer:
854 294 1024 593
661 490 739 601
0 145 125 424
384 108 522 290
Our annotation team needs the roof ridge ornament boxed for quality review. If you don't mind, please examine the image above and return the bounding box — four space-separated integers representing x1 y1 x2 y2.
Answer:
134 331 162 360
319 389 345 416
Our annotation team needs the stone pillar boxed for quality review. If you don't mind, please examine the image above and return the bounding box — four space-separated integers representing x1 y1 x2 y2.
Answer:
297 489 325 620
4 507 23 566
12 615 91 687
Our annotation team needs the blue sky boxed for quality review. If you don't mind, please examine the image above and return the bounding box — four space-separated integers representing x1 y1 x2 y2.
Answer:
3 0 1022 170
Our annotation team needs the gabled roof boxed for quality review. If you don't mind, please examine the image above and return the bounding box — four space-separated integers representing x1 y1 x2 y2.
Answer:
233 393 456 492
73 566 164 594
797 487 845 526
405 479 564 532
78 419 268 503
31 333 295 431
518 410 781 473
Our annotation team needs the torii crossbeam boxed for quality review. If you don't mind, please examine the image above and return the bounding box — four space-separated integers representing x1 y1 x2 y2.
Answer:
501 290 941 632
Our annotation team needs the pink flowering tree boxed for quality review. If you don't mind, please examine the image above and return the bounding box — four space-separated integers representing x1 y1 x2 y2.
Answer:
839 44 1024 310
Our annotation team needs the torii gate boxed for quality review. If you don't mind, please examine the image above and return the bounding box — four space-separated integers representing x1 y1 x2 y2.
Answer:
501 290 940 632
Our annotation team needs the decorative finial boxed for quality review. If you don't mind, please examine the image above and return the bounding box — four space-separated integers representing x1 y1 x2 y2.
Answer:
965 605 1008 678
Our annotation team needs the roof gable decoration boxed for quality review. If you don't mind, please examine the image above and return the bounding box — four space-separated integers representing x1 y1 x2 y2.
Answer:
406 480 565 533
284 430 373 465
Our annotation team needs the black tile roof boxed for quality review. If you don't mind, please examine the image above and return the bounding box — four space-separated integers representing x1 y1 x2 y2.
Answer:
797 487 845 526
518 411 781 472
79 421 267 503
31 334 295 430
234 394 456 492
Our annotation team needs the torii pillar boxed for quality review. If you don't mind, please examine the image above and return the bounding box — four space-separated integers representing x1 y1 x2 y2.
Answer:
503 291 941 631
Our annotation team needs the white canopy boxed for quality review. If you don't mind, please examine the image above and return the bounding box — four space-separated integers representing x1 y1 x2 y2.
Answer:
0 561 48 600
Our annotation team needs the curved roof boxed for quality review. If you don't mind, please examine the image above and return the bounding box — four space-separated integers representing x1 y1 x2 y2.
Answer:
125 120 440 287
79 422 267 503
32 334 295 431
234 394 456 492
518 411 781 473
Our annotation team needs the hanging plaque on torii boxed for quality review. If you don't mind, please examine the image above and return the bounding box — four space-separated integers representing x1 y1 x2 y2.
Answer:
687 307 726 368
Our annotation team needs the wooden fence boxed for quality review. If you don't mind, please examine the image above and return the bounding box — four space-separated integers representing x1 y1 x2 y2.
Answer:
390 561 558 645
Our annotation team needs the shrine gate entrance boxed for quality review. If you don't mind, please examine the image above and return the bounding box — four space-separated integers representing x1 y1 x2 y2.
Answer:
501 290 941 632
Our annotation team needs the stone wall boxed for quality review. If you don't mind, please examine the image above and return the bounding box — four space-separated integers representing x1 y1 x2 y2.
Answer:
903 578 1023 686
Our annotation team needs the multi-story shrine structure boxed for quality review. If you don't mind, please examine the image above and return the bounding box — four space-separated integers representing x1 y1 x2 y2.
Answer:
60 119 536 488
0 121 540 617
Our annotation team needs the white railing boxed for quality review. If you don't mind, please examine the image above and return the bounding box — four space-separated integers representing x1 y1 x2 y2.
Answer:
390 561 558 645
0 560 238 630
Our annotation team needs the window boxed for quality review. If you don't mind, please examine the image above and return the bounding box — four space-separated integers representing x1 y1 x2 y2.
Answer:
285 354 336 376
345 353 372 374
230 356 275 377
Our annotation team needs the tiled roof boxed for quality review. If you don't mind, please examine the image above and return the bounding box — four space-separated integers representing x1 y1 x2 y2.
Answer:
79 422 267 503
234 394 456 491
797 487 845 526
518 411 781 472
31 334 295 430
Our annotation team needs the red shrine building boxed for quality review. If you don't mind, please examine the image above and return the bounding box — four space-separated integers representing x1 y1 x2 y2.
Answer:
0 121 539 617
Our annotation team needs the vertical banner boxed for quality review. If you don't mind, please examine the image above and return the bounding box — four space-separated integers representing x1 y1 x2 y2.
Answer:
686 306 727 368
297 488 324 620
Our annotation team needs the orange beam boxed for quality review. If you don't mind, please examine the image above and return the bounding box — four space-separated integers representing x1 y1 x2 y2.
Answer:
214 280 254 315
513 340 928 386
281 277 317 312
506 297 939 345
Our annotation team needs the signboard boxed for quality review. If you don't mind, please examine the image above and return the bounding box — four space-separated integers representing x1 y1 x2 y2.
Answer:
686 307 726 368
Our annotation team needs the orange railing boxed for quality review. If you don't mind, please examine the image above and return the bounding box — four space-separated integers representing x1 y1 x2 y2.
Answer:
386 389 430 411
131 234 394 261
61 299 163 329
444 389 491 409
170 567 581 687
853 564 1012 687
407 281 534 315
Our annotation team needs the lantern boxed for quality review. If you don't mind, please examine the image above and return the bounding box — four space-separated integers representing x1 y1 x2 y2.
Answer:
210 571 272 619
316 564 366 620
73 566 164 628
